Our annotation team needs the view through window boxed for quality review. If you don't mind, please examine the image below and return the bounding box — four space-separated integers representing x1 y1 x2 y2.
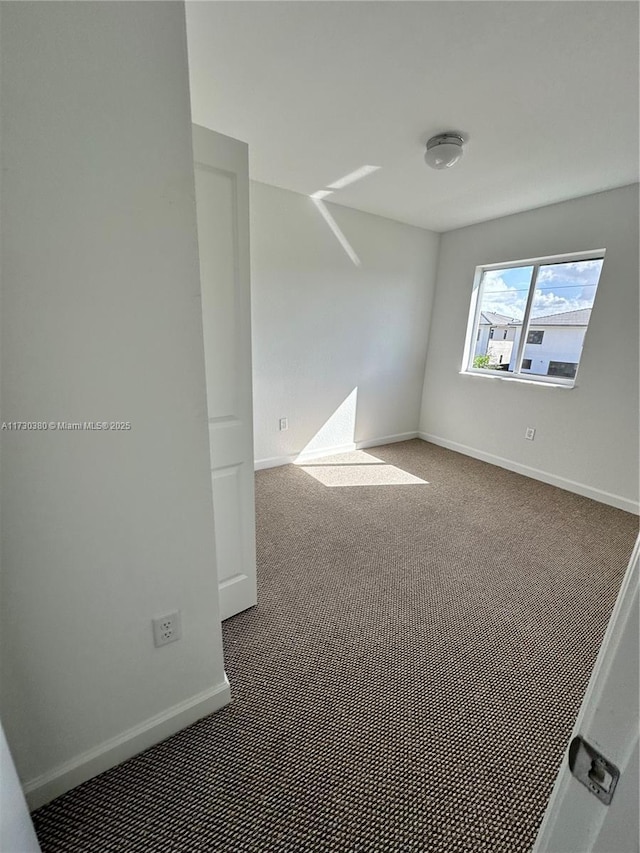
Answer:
466 253 605 384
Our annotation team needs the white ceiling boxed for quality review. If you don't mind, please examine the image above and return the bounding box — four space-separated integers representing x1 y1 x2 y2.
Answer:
186 1 639 232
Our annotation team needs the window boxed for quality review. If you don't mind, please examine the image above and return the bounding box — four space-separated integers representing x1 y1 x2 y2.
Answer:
548 361 578 379
464 250 604 386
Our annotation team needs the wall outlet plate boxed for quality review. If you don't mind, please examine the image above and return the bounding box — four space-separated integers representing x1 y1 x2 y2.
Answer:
279 417 288 431
152 611 182 647
525 427 536 440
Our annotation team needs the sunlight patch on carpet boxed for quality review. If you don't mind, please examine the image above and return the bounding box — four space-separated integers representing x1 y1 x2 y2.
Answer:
296 450 429 487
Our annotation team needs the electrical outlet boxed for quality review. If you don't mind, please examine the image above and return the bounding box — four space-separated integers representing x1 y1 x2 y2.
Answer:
525 427 536 441
279 417 288 431
152 611 182 647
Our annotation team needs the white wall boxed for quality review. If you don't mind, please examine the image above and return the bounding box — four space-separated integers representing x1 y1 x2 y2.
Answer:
0 1 228 808
250 182 440 467
420 184 639 513
0 10 40 842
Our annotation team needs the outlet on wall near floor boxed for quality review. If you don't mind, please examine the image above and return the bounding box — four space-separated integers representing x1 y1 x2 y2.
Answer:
525 427 536 441
279 418 288 431
152 611 182 647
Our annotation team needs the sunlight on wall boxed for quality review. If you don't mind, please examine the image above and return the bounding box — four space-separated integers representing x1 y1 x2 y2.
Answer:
297 450 429 488
292 389 429 486
326 165 380 190
311 198 361 267
296 388 358 460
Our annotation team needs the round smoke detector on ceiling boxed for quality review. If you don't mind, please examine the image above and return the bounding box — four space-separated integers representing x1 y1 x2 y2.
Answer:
424 133 465 170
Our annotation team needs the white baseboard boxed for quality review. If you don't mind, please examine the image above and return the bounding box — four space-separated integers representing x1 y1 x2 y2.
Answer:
254 444 355 471
356 431 418 451
24 676 231 810
255 453 297 471
419 433 639 515
254 432 419 471
295 442 357 464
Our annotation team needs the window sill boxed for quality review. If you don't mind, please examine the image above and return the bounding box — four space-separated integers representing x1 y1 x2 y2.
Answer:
459 370 576 389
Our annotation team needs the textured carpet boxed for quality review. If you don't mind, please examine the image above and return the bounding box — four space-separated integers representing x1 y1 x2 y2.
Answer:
32 439 638 852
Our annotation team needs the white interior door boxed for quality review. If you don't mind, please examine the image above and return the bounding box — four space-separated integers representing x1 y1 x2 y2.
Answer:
192 124 257 621
533 534 639 853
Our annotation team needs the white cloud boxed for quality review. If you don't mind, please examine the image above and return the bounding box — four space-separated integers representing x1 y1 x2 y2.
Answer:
481 261 601 322
537 260 602 286
531 289 592 317
481 273 597 322
480 273 527 320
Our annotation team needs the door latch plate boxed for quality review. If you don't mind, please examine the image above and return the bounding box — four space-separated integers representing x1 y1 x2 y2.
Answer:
568 736 620 805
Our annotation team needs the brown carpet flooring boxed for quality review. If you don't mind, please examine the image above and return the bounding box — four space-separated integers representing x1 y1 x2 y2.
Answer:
32 439 638 852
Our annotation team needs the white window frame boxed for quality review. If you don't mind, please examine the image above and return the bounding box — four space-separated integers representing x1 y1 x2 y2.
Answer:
461 249 606 388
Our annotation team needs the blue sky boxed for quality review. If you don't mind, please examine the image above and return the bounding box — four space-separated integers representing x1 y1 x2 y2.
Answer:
480 260 603 320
